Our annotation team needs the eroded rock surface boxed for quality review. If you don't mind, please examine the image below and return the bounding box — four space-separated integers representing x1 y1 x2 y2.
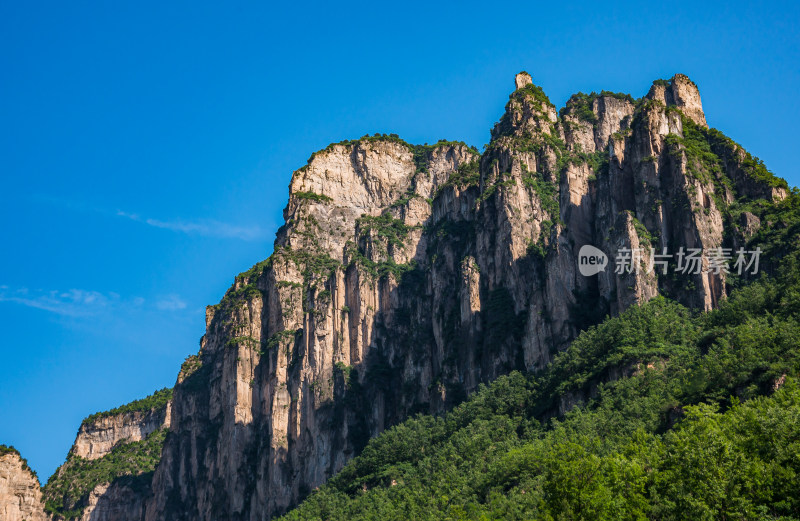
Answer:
0 449 48 521
142 73 785 520
74 406 171 461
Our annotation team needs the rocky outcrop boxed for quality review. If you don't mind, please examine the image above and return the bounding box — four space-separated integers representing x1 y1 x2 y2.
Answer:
646 74 707 127
74 405 171 461
0 448 48 521
44 391 171 521
145 137 481 520
71 73 784 520
515 71 533 90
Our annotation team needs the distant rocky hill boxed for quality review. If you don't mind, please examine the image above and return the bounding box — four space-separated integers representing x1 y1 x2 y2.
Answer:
41 389 171 520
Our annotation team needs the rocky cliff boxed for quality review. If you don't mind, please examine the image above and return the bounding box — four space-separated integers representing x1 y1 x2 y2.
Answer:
73 399 171 462
2 72 788 521
42 389 172 521
144 72 787 520
0 446 48 521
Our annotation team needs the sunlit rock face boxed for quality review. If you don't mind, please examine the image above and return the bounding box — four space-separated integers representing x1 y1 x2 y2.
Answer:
138 73 781 520
0 450 48 521
73 406 171 461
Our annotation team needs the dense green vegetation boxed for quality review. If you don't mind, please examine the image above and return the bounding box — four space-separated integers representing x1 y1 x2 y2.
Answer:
438 159 481 194
630 213 656 246
356 213 415 250
43 429 166 519
0 443 20 457
237 79 799 520
664 112 787 192
560 91 636 124
561 92 598 124
520 163 559 216
703 125 789 190
272 246 340 283
42 389 174 518
82 388 172 424
281 222 800 520
745 191 800 266
515 82 554 109
347 245 418 281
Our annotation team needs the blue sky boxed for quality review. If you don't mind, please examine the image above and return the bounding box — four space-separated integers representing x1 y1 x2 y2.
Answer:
1 0 798 482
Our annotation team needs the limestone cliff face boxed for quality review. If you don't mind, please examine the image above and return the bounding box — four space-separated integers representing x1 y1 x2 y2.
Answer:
0 449 48 521
74 405 171 461
44 392 171 521
142 73 784 520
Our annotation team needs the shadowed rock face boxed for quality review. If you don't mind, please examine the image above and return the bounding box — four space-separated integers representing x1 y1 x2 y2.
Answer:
79 480 150 521
7 74 781 521
0 450 48 521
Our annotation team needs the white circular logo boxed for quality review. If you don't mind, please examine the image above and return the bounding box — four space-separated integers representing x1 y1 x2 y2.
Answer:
578 245 608 276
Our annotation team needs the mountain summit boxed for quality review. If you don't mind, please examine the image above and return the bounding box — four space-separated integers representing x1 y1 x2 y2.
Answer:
6 73 794 520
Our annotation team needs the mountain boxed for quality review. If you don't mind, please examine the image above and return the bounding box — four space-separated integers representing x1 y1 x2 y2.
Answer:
42 389 171 520
1 446 48 521
2 72 796 520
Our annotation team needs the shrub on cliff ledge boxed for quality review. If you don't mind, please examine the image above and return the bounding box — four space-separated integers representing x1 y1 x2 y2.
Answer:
293 190 333 203
82 387 172 425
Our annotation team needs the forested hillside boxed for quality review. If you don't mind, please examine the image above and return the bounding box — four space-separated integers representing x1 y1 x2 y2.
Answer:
280 193 800 520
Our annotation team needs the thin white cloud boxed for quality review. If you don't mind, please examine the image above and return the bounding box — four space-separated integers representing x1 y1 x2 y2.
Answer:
115 210 267 241
0 286 188 316
0 287 114 317
32 194 269 241
156 294 187 311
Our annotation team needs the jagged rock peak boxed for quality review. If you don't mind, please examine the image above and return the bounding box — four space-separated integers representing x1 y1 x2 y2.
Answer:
284 134 478 217
491 76 557 140
646 73 707 127
515 71 533 90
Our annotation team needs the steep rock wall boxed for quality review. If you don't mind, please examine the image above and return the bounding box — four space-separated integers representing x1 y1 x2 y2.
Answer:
144 73 785 520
